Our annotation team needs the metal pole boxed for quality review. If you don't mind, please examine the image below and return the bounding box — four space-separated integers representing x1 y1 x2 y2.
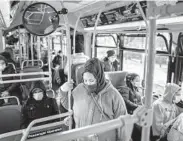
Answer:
73 13 82 55
28 116 125 141
30 35 34 66
48 36 52 89
37 36 41 60
141 15 156 141
60 1 72 130
92 7 105 58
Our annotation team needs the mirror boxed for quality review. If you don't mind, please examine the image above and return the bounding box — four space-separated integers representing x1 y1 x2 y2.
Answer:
22 2 59 36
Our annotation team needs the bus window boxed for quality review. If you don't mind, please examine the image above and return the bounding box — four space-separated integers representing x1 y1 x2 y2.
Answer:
123 35 169 95
96 34 117 60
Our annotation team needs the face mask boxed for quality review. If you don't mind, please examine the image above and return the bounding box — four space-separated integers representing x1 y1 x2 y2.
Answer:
134 82 141 88
84 83 97 93
109 57 115 63
173 95 182 103
33 93 44 101
0 64 6 71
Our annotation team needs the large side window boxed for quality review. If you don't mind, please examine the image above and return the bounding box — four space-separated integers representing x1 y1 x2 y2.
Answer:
123 34 169 95
96 34 117 60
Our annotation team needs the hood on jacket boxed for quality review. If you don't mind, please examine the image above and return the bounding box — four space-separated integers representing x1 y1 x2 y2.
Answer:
29 81 47 99
0 55 8 65
83 58 106 93
163 83 181 103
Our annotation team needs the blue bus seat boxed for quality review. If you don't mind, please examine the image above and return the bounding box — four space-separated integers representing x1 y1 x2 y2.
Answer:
104 71 128 88
0 105 22 134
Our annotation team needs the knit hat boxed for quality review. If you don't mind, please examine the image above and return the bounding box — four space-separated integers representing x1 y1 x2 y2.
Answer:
107 50 115 57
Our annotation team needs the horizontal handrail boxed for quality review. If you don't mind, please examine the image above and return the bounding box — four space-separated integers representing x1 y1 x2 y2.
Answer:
0 120 65 139
21 112 72 141
28 114 138 141
0 96 20 105
0 72 49 78
0 77 50 84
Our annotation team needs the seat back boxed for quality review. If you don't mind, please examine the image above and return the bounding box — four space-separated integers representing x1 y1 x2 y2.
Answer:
104 71 128 88
75 65 85 85
71 63 85 84
0 105 21 134
21 66 44 80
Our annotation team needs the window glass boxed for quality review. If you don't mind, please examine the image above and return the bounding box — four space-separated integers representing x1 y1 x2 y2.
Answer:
96 48 117 60
123 51 168 95
96 35 116 47
124 33 169 51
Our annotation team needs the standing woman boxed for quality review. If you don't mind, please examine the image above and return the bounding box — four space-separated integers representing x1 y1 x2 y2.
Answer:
60 58 127 141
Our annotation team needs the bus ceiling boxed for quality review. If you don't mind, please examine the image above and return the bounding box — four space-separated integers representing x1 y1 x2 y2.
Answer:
5 1 183 35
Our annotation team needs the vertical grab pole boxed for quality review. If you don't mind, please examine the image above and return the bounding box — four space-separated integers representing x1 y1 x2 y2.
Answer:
37 36 41 60
30 34 34 66
18 27 22 65
141 2 156 141
92 7 105 58
48 36 52 89
137 2 148 95
60 1 72 130
73 13 82 55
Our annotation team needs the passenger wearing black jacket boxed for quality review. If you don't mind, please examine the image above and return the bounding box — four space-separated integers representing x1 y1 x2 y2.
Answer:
21 81 59 128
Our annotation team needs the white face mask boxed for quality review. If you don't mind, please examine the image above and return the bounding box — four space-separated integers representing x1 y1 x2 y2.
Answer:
33 93 44 101
109 56 116 62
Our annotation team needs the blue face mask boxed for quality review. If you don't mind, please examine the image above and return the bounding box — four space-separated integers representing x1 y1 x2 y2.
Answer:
84 83 97 93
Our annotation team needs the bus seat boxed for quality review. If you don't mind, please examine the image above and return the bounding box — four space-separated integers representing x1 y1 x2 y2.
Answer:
104 71 128 88
75 64 85 85
71 63 85 84
0 105 21 134
21 66 44 80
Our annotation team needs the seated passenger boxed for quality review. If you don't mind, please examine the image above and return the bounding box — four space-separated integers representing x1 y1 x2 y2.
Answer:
60 58 127 141
22 81 59 128
118 73 142 114
103 50 119 72
152 83 182 140
0 55 22 105
0 51 16 65
159 101 183 141
57 50 67 68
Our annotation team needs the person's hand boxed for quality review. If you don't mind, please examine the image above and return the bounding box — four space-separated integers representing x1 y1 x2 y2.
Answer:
1 91 9 97
60 81 74 92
